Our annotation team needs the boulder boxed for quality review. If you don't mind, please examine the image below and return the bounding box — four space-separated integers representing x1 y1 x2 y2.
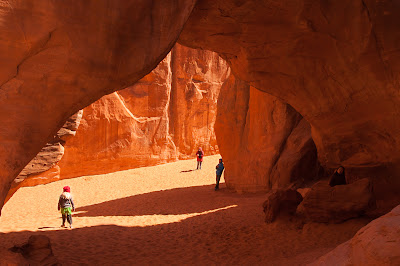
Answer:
0 248 27 266
263 189 303 223
311 205 400 265
298 178 375 223
9 235 60 265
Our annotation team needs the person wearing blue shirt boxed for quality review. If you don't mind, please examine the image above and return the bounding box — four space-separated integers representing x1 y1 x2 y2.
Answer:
215 158 224 190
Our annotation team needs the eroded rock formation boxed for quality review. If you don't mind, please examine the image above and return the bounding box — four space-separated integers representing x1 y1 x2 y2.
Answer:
298 179 375 223
311 204 400 265
179 0 400 211
58 44 229 179
9 235 59 265
215 75 319 192
1 0 400 217
180 0 400 169
0 0 197 212
263 189 303 223
5 111 83 202
7 44 229 190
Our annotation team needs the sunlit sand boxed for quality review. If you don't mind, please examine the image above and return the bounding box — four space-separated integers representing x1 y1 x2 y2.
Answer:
0 155 368 265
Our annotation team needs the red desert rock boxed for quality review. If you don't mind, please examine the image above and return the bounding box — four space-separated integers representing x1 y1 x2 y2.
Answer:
0 0 197 212
263 189 303 223
298 178 375 223
5 44 229 193
180 0 400 208
215 75 319 192
5 111 83 202
311 204 400 265
9 235 59 265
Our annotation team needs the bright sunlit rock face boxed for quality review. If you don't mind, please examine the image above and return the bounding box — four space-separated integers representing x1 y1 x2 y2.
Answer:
6 44 229 199
0 0 197 212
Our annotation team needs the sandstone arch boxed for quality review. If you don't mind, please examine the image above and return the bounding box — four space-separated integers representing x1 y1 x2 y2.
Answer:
178 0 400 212
0 0 196 212
1 0 400 215
179 0 400 169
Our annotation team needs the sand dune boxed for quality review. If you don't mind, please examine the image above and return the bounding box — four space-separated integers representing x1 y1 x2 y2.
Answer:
0 155 369 265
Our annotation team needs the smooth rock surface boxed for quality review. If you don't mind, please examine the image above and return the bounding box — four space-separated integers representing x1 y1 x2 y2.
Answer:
298 178 375 223
5 111 82 203
5 44 229 185
311 205 400 266
0 0 196 213
215 75 319 192
180 0 400 168
58 44 229 179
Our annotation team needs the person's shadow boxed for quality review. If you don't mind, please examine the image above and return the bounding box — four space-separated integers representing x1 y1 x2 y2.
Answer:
180 169 196 173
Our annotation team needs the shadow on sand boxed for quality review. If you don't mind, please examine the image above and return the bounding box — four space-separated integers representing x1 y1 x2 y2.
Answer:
0 184 369 265
74 184 238 217
180 169 196 173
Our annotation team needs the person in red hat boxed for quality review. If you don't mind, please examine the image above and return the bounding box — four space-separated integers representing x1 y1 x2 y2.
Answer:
58 186 75 228
196 147 204 170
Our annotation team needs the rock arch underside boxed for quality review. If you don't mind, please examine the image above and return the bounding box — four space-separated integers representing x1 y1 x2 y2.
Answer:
1 0 400 264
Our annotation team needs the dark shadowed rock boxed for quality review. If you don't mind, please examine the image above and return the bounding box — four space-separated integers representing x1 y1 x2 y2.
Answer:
10 235 60 265
263 189 303 223
311 205 400 265
298 178 375 223
215 74 319 192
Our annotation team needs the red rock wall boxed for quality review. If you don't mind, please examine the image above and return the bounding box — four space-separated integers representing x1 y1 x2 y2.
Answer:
19 44 230 181
2 0 400 215
0 0 197 212
215 75 319 192
179 0 400 169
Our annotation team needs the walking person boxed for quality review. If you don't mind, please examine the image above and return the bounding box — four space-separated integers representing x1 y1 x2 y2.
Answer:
196 147 204 170
58 186 75 228
215 158 225 190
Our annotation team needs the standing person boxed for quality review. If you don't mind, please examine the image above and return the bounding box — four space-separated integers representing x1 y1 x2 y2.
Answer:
196 147 204 170
329 166 346 187
215 158 224 190
58 186 75 228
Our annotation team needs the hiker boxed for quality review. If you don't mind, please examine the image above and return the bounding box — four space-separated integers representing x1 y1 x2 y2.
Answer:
58 186 75 228
329 166 346 187
196 147 204 169
215 158 225 190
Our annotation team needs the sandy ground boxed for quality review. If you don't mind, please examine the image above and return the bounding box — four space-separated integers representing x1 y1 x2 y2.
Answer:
0 155 370 265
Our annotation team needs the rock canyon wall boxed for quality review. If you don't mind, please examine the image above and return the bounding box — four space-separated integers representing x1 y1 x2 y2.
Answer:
179 0 400 169
59 44 229 179
5 44 229 199
1 0 400 216
0 0 197 212
215 75 319 192
179 0 400 210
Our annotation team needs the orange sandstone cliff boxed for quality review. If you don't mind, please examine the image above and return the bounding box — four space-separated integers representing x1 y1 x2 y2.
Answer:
58 44 229 179
1 0 400 217
6 44 229 197
215 75 319 192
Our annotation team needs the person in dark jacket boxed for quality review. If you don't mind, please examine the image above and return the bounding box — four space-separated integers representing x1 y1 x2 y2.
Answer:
58 186 75 228
215 158 225 190
329 166 346 187
196 147 204 170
